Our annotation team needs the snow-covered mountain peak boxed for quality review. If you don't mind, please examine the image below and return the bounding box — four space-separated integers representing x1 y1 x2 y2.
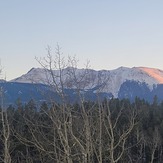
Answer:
13 67 47 84
11 66 163 97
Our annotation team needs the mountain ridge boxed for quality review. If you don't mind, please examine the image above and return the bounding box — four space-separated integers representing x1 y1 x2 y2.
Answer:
10 66 163 97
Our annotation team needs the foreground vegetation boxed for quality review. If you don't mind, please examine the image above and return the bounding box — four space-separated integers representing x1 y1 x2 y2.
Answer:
0 96 163 163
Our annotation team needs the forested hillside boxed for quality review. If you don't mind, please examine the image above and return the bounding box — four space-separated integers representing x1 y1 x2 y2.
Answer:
0 97 163 163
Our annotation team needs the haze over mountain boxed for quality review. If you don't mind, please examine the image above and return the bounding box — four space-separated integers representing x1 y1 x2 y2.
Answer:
11 66 163 98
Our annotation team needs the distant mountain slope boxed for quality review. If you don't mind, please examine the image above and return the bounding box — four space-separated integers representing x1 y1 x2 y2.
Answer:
0 82 57 106
119 80 163 103
0 82 112 106
11 66 163 97
138 67 163 83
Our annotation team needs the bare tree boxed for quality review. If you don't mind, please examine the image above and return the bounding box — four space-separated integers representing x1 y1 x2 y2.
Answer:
146 127 161 163
101 99 137 163
0 66 11 163
35 45 95 162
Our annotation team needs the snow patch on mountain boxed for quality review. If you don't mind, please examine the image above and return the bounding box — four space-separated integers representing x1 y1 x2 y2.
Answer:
138 67 163 84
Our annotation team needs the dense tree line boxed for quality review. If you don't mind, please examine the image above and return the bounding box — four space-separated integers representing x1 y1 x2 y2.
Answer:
0 97 163 163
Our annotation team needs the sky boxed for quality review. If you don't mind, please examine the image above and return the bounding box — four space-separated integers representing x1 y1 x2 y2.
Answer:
0 0 163 80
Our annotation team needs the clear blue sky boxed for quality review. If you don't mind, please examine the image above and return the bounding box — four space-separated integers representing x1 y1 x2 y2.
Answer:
1 0 163 80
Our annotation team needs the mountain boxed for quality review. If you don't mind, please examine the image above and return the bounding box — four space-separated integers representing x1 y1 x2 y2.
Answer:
0 82 58 106
11 66 163 98
0 82 112 106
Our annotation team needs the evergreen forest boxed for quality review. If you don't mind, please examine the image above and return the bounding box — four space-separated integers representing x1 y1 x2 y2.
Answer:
0 97 163 163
